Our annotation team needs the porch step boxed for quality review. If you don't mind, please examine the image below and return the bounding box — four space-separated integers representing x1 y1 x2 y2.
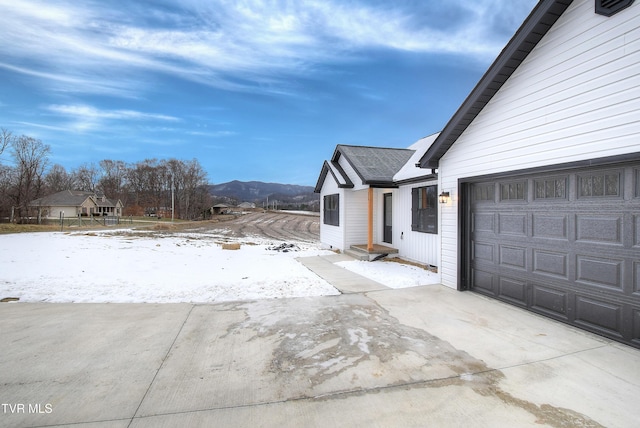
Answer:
345 245 398 262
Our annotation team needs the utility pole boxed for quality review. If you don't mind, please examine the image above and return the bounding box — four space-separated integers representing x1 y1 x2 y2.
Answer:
171 174 175 222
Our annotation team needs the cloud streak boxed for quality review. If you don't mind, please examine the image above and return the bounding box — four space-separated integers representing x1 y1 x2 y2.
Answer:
43 104 180 133
0 0 536 98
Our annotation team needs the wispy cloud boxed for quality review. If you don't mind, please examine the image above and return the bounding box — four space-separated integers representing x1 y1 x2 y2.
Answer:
45 104 180 133
47 105 179 122
0 0 536 97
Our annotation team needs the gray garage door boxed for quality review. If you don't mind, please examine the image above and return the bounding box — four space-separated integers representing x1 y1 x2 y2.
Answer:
465 160 640 348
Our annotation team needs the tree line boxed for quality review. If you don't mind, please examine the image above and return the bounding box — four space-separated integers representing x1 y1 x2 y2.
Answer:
0 128 212 221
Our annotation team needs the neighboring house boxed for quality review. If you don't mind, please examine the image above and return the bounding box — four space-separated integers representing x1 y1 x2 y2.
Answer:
316 0 640 348
30 190 124 219
314 137 440 267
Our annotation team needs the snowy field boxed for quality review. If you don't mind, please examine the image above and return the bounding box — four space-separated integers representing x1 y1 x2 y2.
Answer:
0 229 439 303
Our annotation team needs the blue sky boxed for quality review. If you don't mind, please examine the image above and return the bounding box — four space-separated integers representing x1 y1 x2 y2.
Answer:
0 0 537 186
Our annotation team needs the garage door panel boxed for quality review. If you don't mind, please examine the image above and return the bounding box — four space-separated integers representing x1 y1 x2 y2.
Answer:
498 213 528 236
472 212 495 233
533 250 569 279
467 159 640 348
471 269 495 294
576 214 623 245
532 214 569 240
498 277 527 306
472 241 494 262
499 245 528 270
531 285 569 319
576 255 624 290
575 296 624 338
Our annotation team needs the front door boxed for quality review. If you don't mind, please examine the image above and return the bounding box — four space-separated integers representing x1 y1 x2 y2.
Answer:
383 193 392 244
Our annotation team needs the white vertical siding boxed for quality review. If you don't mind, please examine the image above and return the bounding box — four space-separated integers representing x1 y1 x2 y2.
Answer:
438 0 640 288
318 175 344 251
345 189 369 248
394 181 440 267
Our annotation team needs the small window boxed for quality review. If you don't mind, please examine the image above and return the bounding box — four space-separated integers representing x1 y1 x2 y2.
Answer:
534 178 567 199
579 173 620 197
323 194 339 226
473 183 495 202
412 186 437 234
500 182 526 201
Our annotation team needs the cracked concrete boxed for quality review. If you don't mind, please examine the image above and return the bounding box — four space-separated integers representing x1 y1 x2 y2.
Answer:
1 274 639 426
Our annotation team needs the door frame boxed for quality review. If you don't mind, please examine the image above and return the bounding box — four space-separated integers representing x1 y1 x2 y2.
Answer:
383 192 392 244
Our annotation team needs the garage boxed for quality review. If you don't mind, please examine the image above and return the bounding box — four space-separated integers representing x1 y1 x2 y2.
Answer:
462 158 640 348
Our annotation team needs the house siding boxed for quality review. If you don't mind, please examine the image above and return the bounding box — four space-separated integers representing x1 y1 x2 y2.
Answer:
50 206 78 218
394 181 439 267
345 189 370 248
438 0 640 288
319 175 344 251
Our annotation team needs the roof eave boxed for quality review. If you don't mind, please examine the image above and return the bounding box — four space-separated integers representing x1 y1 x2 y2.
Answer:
418 0 573 169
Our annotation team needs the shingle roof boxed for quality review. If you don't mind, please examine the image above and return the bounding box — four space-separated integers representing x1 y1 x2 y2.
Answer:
30 190 94 207
418 0 573 168
336 145 414 185
30 190 121 208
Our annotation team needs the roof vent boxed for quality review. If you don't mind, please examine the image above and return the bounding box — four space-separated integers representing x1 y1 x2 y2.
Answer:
595 0 635 16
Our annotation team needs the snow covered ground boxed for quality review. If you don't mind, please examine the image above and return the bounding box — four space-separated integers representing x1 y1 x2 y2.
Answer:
0 229 439 303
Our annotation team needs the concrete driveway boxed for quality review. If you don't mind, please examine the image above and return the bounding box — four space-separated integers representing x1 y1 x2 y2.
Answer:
1 279 639 427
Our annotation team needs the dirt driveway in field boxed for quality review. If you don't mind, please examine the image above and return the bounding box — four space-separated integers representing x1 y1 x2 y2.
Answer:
187 211 321 243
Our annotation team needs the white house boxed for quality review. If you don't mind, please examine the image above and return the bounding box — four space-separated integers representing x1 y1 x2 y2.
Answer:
417 0 640 348
316 0 640 348
315 135 440 267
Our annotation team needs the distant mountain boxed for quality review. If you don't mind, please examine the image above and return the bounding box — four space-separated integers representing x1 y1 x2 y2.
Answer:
208 180 319 210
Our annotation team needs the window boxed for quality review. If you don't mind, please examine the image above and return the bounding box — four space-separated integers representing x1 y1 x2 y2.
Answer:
535 178 567 199
412 186 437 234
323 194 339 226
500 182 525 201
579 173 621 197
473 183 495 202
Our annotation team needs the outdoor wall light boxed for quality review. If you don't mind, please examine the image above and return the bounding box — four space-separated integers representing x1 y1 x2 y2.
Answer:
439 191 450 204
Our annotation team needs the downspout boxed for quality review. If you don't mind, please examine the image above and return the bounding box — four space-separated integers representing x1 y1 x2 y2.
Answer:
367 187 374 252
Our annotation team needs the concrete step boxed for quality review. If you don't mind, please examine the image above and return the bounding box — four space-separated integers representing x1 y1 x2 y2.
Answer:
345 245 394 262
344 248 371 261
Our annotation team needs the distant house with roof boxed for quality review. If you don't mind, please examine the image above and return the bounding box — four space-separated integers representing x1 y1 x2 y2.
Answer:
30 190 123 219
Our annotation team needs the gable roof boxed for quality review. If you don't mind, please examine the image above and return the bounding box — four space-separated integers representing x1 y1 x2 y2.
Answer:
393 133 440 183
30 190 122 208
336 145 414 186
314 159 355 193
419 0 574 168
30 190 96 207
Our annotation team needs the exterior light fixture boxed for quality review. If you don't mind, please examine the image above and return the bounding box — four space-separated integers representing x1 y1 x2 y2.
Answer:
439 191 450 204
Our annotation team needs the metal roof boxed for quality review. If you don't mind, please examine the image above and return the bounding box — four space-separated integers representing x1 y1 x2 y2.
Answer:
418 0 574 168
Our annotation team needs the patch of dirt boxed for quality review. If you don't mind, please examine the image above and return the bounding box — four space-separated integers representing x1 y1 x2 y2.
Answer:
186 212 320 243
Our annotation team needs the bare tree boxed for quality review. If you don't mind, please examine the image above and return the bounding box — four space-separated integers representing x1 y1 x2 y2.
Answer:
97 159 127 200
0 128 14 158
44 164 76 193
10 135 50 219
72 163 99 192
